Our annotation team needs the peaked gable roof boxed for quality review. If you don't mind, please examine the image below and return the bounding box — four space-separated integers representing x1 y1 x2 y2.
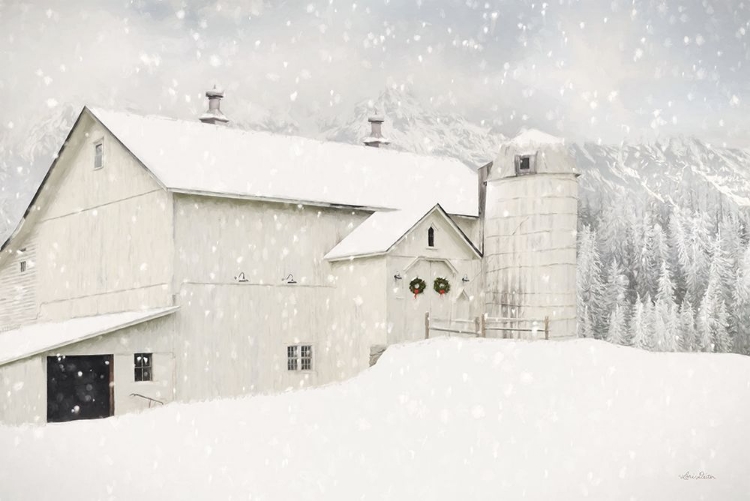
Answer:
324 203 481 261
88 107 479 215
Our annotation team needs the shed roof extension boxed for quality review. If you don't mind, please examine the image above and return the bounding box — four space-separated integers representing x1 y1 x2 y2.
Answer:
0 306 179 367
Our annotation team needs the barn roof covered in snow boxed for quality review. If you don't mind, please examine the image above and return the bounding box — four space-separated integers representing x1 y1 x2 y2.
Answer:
324 203 481 261
0 307 178 367
87 108 479 216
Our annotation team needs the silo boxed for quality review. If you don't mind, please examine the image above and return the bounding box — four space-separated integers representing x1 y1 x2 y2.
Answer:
482 130 579 338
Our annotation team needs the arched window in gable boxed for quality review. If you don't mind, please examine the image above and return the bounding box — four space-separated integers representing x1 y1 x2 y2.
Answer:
428 226 435 248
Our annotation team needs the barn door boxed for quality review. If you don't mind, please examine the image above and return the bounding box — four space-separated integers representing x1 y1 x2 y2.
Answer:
47 355 113 423
405 260 432 340
428 261 453 322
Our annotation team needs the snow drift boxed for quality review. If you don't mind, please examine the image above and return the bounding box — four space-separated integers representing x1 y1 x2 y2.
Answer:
1 338 749 500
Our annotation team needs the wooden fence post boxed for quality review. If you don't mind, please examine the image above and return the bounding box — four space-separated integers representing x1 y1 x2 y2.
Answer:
425 311 430 340
480 313 486 338
544 316 549 340
474 316 480 337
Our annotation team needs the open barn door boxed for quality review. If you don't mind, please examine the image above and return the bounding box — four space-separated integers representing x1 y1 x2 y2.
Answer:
47 355 113 423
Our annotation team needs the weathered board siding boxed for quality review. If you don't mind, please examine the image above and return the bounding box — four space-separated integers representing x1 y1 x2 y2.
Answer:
0 356 46 425
171 195 372 401
0 236 38 330
330 256 388 371
451 215 480 247
0 112 174 327
0 315 174 425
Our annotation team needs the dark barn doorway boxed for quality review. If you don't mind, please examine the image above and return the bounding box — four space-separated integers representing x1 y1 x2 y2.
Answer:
46 355 113 423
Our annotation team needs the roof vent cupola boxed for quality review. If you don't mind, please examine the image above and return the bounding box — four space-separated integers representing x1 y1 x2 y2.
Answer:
199 86 229 125
363 115 390 148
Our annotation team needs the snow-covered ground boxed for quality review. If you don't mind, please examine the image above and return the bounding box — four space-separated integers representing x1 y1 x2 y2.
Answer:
1 338 749 500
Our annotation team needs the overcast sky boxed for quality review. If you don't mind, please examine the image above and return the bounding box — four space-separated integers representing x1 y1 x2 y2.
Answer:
1 0 750 148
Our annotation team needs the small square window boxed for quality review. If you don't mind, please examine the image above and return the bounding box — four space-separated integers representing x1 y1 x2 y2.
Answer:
134 353 152 382
94 143 103 169
287 345 313 371
20 261 26 273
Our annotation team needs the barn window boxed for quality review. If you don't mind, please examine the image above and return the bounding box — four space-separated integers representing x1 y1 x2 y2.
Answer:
427 227 435 247
287 345 313 371
287 346 298 370
300 345 313 370
134 353 152 382
20 261 26 272
94 143 103 169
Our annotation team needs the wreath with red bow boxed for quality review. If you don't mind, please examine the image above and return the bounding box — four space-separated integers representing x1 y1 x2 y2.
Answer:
409 277 426 299
433 277 451 295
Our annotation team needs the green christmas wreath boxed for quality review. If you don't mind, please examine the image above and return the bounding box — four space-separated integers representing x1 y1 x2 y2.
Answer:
409 277 427 298
433 277 451 295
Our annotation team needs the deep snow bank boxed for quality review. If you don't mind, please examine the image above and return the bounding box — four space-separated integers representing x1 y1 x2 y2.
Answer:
2 338 750 500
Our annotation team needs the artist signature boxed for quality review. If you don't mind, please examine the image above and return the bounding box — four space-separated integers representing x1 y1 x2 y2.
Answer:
679 471 716 480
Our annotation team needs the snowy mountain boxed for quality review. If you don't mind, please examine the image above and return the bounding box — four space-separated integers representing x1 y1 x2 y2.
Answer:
320 88 507 168
572 139 750 214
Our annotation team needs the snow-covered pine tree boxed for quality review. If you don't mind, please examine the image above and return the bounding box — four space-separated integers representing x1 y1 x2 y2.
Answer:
697 273 719 353
579 304 597 339
654 261 679 351
679 299 697 352
600 258 628 335
713 300 731 353
630 296 650 350
576 225 604 338
639 212 658 299
667 209 688 301
607 305 628 346
685 210 712 305
732 244 750 355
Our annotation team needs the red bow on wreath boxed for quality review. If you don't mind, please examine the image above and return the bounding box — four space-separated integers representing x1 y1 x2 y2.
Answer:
409 277 427 299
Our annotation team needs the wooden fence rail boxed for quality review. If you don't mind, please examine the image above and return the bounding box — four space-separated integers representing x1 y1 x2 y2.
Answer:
425 313 549 340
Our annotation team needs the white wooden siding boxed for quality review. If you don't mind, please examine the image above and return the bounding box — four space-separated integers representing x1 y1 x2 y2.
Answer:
0 235 38 330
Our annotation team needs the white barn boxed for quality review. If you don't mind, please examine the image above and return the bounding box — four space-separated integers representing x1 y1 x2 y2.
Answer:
0 91 579 425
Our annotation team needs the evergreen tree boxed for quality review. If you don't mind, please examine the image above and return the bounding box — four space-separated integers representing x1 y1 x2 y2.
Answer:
579 304 597 339
732 245 750 355
654 261 679 351
607 305 627 346
601 258 627 334
643 294 657 351
630 296 650 350
679 299 697 352
713 300 731 353
576 225 604 338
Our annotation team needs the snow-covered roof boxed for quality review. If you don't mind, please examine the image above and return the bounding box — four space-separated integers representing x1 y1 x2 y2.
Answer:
324 203 480 261
507 128 566 149
0 307 178 367
88 108 479 216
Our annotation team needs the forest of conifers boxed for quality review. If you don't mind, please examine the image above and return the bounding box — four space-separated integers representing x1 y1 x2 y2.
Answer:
577 195 750 355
